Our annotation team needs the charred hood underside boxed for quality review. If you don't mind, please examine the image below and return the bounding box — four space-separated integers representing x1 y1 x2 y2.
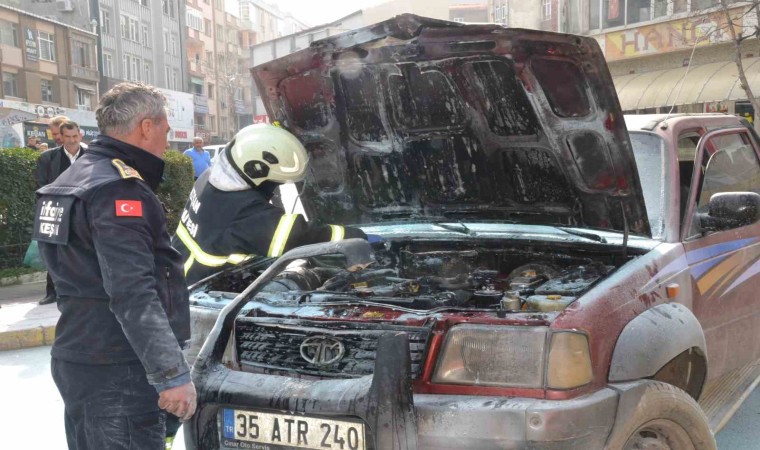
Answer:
252 14 650 236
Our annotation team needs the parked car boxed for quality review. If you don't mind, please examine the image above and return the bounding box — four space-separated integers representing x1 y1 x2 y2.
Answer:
184 15 760 450
202 144 226 164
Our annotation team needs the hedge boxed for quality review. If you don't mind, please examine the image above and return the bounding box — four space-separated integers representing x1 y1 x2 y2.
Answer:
0 147 195 269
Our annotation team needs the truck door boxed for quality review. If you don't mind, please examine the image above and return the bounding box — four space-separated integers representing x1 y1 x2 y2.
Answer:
682 127 760 380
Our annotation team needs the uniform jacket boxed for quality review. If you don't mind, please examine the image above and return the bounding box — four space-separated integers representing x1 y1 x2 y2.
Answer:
172 170 367 285
35 145 85 188
33 135 191 392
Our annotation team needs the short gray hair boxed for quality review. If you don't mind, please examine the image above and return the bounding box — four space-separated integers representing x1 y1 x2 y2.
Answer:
96 82 167 136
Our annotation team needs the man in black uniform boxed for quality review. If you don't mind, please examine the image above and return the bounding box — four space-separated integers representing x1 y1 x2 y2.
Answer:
33 82 196 450
172 123 367 286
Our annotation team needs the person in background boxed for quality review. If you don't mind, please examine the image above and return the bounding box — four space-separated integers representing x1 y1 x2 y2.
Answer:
26 136 40 150
48 115 69 147
183 136 211 179
35 120 86 305
38 143 49 152
33 82 195 449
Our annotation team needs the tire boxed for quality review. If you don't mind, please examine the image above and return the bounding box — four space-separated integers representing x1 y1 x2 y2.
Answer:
605 381 717 450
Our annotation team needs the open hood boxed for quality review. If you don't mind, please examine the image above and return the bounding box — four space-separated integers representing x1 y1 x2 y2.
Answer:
252 14 650 236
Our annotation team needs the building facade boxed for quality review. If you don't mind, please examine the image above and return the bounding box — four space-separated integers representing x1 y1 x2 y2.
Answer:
487 0 543 28
553 0 760 123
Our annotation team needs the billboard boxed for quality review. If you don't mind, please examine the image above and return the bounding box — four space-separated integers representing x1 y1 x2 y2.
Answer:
157 88 194 143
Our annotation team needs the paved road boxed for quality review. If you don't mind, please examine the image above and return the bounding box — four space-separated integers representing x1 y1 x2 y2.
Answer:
0 345 756 449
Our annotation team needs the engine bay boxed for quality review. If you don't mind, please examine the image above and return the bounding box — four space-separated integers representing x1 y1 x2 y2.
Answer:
199 240 632 313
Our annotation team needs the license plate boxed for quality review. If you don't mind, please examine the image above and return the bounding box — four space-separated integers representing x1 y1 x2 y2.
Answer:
221 408 366 450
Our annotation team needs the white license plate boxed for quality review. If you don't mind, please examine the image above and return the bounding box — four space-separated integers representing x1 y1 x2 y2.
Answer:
222 408 366 450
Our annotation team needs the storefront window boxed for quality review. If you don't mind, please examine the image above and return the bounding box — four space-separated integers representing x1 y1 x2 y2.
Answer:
626 0 651 24
653 0 667 18
589 0 600 29
674 0 687 13
603 0 624 28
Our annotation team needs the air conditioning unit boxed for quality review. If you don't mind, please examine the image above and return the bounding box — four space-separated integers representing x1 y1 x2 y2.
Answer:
56 0 74 12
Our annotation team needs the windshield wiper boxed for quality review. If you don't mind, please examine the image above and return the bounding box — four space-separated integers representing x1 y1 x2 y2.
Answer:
555 226 607 244
433 220 475 236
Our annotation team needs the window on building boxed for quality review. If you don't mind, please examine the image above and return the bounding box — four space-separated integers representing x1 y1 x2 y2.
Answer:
205 51 213 68
0 21 18 47
603 0 624 28
542 0 551 20
220 116 228 134
692 0 718 10
674 0 687 13
73 41 92 67
144 62 152 83
120 15 128 39
214 0 222 10
2 72 17 97
41 79 53 102
653 0 667 18
208 83 214 99
162 0 169 15
76 88 93 110
141 25 149 46
131 57 140 82
103 53 113 77
163 30 169 52
204 19 211 37
172 70 178 90
100 10 111 36
171 35 177 56
123 54 129 79
626 0 651 24
187 10 203 32
216 24 224 42
38 31 55 62
129 18 138 41
141 0 149 6
209 114 216 131
192 80 203 95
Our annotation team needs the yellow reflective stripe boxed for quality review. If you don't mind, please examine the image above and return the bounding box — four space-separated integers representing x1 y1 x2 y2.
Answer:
329 225 345 241
176 223 251 269
268 213 298 257
184 255 195 276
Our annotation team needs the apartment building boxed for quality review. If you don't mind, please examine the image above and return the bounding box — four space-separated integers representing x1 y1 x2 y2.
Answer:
487 0 542 28
0 4 100 148
3 0 193 147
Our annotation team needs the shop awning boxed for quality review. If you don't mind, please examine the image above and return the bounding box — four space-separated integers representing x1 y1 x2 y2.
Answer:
74 83 96 93
613 57 760 110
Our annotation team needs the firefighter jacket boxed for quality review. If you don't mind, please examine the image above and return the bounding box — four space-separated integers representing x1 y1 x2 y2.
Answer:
172 170 367 285
33 135 191 392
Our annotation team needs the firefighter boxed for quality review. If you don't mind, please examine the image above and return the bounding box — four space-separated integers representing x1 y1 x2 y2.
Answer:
172 123 367 286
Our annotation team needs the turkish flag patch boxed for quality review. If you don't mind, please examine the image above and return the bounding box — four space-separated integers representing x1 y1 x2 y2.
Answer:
115 200 143 217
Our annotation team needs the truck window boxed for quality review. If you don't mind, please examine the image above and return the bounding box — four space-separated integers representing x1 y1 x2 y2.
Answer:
686 133 760 238
629 131 666 239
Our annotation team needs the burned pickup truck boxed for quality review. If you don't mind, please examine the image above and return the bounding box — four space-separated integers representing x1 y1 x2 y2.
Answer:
184 15 760 450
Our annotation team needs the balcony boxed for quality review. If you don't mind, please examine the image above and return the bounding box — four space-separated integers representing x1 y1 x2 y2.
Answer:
189 59 206 76
70 65 99 81
187 29 204 48
194 94 209 114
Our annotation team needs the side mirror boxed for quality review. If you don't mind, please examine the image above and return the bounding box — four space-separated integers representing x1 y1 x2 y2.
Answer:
698 192 760 232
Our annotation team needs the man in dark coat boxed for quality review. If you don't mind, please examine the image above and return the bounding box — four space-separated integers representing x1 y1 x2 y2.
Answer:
33 82 196 449
35 120 85 305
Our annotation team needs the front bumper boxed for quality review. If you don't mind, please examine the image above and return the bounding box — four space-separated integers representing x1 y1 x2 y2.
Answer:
186 333 619 450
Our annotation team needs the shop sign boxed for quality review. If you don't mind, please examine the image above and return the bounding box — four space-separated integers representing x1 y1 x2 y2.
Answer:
25 28 38 61
602 7 745 61
253 115 270 124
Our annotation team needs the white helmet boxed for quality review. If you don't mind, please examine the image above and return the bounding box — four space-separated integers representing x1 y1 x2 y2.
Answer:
226 123 309 186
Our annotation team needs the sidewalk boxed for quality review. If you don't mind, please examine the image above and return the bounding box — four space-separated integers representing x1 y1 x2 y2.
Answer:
0 279 58 351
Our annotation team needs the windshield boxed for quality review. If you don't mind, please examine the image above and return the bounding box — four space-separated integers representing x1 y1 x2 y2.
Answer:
629 131 666 239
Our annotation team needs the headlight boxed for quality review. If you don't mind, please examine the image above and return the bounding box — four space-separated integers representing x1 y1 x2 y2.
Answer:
547 331 592 389
432 325 547 388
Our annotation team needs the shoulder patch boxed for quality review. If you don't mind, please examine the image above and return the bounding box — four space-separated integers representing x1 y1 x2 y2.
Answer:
111 159 144 181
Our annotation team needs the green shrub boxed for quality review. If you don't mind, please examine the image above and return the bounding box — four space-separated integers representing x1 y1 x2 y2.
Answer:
158 150 195 233
0 147 194 269
0 148 38 268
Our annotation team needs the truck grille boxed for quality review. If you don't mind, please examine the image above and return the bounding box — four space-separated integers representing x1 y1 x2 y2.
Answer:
235 319 431 379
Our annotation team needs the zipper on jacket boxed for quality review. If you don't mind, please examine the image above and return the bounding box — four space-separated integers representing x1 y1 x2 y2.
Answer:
164 266 173 315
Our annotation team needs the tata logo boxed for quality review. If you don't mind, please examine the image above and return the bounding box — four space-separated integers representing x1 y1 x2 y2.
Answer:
299 336 345 366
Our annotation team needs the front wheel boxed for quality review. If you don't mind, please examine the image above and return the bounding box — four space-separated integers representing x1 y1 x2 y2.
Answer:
605 381 716 450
